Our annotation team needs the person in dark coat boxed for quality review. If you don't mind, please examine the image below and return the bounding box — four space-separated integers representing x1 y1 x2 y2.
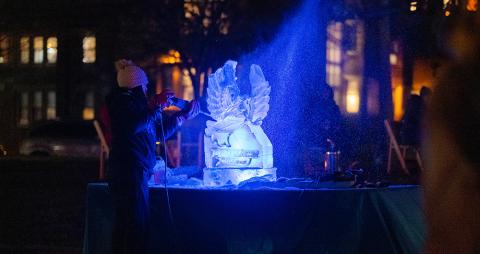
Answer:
302 83 342 176
107 59 199 254
400 86 432 147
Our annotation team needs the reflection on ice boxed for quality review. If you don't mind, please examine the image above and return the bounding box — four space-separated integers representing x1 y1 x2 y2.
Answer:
203 168 277 186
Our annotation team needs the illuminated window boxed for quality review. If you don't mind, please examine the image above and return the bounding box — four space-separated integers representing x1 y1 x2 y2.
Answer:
46 37 57 64
19 92 29 126
346 79 360 113
20 37 30 64
82 36 96 63
443 0 455 12
346 93 359 113
327 65 341 86
390 41 404 121
326 22 342 87
33 91 43 120
326 21 343 110
443 0 451 8
467 0 478 11
0 35 9 64
33 36 44 64
393 86 404 121
47 91 56 120
410 1 417 11
83 91 95 120
326 19 365 114
390 54 398 65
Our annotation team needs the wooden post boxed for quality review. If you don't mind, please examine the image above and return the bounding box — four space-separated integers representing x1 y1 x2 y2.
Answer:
384 120 409 175
93 120 110 179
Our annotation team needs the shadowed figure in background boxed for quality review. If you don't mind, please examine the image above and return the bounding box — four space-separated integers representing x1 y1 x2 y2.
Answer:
400 86 431 147
302 83 342 175
106 60 199 254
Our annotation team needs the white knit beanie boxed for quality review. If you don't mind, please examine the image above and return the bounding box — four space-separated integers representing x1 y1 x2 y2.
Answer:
115 59 148 89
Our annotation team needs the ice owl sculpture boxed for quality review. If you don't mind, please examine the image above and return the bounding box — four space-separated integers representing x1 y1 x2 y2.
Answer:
203 60 276 186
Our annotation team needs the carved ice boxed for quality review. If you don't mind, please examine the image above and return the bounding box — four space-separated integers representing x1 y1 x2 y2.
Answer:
203 60 276 186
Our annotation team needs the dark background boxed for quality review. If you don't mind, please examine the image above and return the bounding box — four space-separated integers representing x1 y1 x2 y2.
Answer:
0 158 97 253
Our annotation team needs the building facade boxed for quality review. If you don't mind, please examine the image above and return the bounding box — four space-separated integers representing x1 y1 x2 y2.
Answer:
0 0 183 154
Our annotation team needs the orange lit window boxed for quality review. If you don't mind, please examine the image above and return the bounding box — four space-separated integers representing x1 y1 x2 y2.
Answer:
393 86 404 121
20 37 30 64
467 0 478 11
390 41 404 120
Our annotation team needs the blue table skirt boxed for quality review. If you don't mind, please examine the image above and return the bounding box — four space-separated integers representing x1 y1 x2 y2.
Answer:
83 183 425 254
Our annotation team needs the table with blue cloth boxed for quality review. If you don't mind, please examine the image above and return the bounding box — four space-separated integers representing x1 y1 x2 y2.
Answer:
83 181 425 254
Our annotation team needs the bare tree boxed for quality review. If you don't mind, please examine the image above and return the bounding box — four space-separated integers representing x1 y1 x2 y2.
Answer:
114 1 181 61
179 0 233 99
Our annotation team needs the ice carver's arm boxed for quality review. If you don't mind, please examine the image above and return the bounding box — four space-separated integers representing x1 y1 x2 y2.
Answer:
157 100 200 139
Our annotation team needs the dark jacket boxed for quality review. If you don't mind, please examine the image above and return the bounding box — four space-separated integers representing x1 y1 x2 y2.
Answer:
400 95 424 146
106 86 179 182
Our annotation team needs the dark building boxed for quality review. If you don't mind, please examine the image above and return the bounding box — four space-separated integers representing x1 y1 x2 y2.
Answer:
0 0 184 154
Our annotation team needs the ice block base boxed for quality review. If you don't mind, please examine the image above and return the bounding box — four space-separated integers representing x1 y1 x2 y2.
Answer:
203 167 277 187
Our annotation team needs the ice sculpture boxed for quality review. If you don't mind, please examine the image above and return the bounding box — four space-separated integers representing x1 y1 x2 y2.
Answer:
203 60 276 186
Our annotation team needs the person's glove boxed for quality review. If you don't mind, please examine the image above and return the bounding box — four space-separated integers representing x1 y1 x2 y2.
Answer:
149 89 175 110
176 99 200 126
